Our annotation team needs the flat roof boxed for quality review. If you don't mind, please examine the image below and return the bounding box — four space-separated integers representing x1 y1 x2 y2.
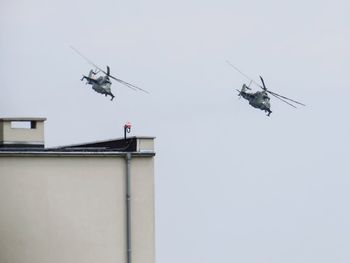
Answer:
0 136 155 156
55 136 155 149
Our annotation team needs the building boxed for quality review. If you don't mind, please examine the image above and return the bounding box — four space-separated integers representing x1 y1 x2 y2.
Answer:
0 117 156 263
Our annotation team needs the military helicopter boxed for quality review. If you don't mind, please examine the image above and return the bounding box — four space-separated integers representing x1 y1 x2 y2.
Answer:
71 46 149 100
226 61 305 116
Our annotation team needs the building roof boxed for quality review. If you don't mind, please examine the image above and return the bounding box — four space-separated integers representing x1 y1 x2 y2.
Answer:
0 117 155 156
0 117 47 121
0 137 155 156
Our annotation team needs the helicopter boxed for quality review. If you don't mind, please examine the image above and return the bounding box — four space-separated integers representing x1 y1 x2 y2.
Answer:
71 46 149 100
226 61 305 116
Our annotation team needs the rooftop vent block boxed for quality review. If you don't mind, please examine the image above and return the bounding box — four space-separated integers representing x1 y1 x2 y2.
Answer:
0 118 46 148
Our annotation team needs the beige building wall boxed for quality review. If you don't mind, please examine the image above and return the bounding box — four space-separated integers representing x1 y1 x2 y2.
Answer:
0 118 46 146
0 154 155 263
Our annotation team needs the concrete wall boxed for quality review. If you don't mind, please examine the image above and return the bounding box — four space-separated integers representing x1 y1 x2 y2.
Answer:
0 122 3 142
136 138 155 152
1 121 45 145
0 155 155 263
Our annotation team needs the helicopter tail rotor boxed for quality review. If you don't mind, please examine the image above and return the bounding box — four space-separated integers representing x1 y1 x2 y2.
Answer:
242 84 251 91
236 84 251 99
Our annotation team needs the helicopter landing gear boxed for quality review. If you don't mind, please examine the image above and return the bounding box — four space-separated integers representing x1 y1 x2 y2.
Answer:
266 110 272 116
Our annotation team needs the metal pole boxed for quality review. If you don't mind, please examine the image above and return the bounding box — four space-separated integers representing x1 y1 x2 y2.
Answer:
125 153 132 263
124 122 131 140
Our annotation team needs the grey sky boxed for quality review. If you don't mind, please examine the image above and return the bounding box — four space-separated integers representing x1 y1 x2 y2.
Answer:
1 0 350 262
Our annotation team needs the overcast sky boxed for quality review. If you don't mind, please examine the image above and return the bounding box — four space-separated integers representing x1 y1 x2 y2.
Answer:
1 0 350 262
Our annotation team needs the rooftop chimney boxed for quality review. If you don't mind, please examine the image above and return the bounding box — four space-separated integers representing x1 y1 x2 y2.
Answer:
0 117 46 148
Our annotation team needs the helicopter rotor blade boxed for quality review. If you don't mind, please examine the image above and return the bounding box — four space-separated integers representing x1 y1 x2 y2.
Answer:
267 90 305 106
70 46 106 74
108 75 150 94
257 74 305 106
247 80 253 89
259 76 267 90
270 93 297 108
235 89 242 99
226 60 263 89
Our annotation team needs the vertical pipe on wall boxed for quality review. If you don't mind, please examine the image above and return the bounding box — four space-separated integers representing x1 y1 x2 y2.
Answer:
125 153 132 263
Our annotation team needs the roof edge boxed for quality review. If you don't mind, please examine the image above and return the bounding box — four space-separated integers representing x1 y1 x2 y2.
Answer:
0 117 47 121
53 136 155 149
0 151 155 157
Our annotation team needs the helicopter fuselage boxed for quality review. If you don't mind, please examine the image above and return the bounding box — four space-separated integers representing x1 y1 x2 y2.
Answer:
240 90 272 116
81 72 115 100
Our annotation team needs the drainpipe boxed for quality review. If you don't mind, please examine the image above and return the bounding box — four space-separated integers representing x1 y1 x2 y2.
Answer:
125 152 132 263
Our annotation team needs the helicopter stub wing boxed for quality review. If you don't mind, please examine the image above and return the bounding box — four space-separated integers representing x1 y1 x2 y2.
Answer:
85 76 98 82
